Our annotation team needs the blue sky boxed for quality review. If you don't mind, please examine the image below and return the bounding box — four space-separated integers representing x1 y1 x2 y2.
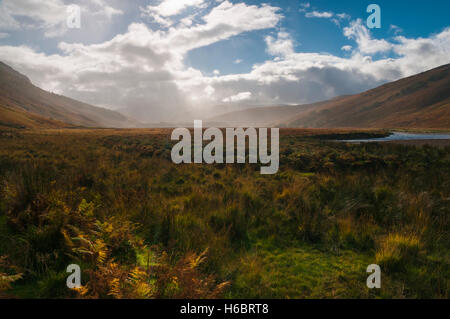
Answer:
0 0 449 122
186 0 450 75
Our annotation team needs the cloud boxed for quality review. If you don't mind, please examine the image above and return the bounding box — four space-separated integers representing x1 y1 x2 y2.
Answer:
0 32 10 39
344 19 392 54
389 24 403 35
161 1 282 53
0 1 282 122
189 24 450 108
1 0 68 36
303 8 349 27
265 31 294 57
204 85 215 97
140 0 206 28
0 5 20 30
336 13 350 20
201 52 383 107
305 11 333 18
341 45 352 51
142 0 206 17
222 91 252 103
391 27 450 74
332 13 351 27
89 0 123 17
0 0 123 37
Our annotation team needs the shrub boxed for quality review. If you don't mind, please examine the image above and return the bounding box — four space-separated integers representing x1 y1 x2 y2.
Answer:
0 256 22 297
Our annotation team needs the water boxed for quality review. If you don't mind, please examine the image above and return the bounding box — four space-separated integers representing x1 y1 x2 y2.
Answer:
342 132 450 143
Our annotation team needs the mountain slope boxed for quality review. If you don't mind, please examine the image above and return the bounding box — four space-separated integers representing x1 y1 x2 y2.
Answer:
211 64 450 129
207 99 346 127
283 64 450 128
0 104 71 129
0 61 133 128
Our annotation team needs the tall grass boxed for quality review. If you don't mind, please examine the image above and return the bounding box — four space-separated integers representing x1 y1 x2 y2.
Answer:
0 130 448 298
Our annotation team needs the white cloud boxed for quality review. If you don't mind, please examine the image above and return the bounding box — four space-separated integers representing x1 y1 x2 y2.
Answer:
140 0 206 28
91 0 123 18
234 59 243 64
265 31 294 57
341 45 352 51
391 28 450 74
142 0 206 17
180 15 195 27
140 1 282 54
0 1 282 122
204 85 215 97
331 13 351 27
191 25 450 108
1 0 68 35
344 19 392 54
305 11 333 18
336 13 350 20
389 24 403 35
222 91 252 103
0 32 9 39
0 0 123 37
303 9 350 27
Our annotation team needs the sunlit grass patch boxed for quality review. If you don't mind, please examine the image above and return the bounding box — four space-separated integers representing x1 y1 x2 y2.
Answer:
376 233 421 273
230 244 372 299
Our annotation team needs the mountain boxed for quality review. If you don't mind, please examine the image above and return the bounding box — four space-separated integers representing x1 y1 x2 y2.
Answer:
0 61 134 129
211 64 450 129
283 63 450 128
2 61 449 130
208 99 346 127
0 103 71 129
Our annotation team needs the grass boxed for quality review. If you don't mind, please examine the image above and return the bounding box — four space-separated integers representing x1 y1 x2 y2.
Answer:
0 128 448 299
230 243 373 299
376 234 421 273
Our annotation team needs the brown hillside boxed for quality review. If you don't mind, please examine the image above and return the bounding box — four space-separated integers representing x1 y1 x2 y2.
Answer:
0 61 132 128
210 64 450 129
284 64 450 128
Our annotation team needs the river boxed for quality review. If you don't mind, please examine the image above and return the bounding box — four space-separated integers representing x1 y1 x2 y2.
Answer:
342 132 450 143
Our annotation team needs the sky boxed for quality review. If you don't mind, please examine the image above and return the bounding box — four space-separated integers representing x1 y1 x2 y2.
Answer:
0 0 449 123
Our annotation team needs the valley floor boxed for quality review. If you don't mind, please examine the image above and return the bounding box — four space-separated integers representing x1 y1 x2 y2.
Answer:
0 128 448 298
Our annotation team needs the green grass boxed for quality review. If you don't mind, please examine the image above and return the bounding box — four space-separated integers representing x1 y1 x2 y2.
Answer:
231 243 373 298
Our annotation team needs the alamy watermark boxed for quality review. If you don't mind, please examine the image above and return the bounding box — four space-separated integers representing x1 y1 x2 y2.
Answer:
367 4 381 29
366 264 381 289
171 120 279 175
67 4 81 29
66 264 81 289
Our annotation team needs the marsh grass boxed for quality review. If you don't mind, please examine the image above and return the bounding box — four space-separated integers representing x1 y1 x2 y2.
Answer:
0 129 448 298
376 234 421 273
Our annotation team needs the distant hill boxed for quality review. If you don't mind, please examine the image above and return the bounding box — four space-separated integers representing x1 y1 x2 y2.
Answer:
208 97 350 127
211 64 450 129
208 102 321 127
0 61 134 129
